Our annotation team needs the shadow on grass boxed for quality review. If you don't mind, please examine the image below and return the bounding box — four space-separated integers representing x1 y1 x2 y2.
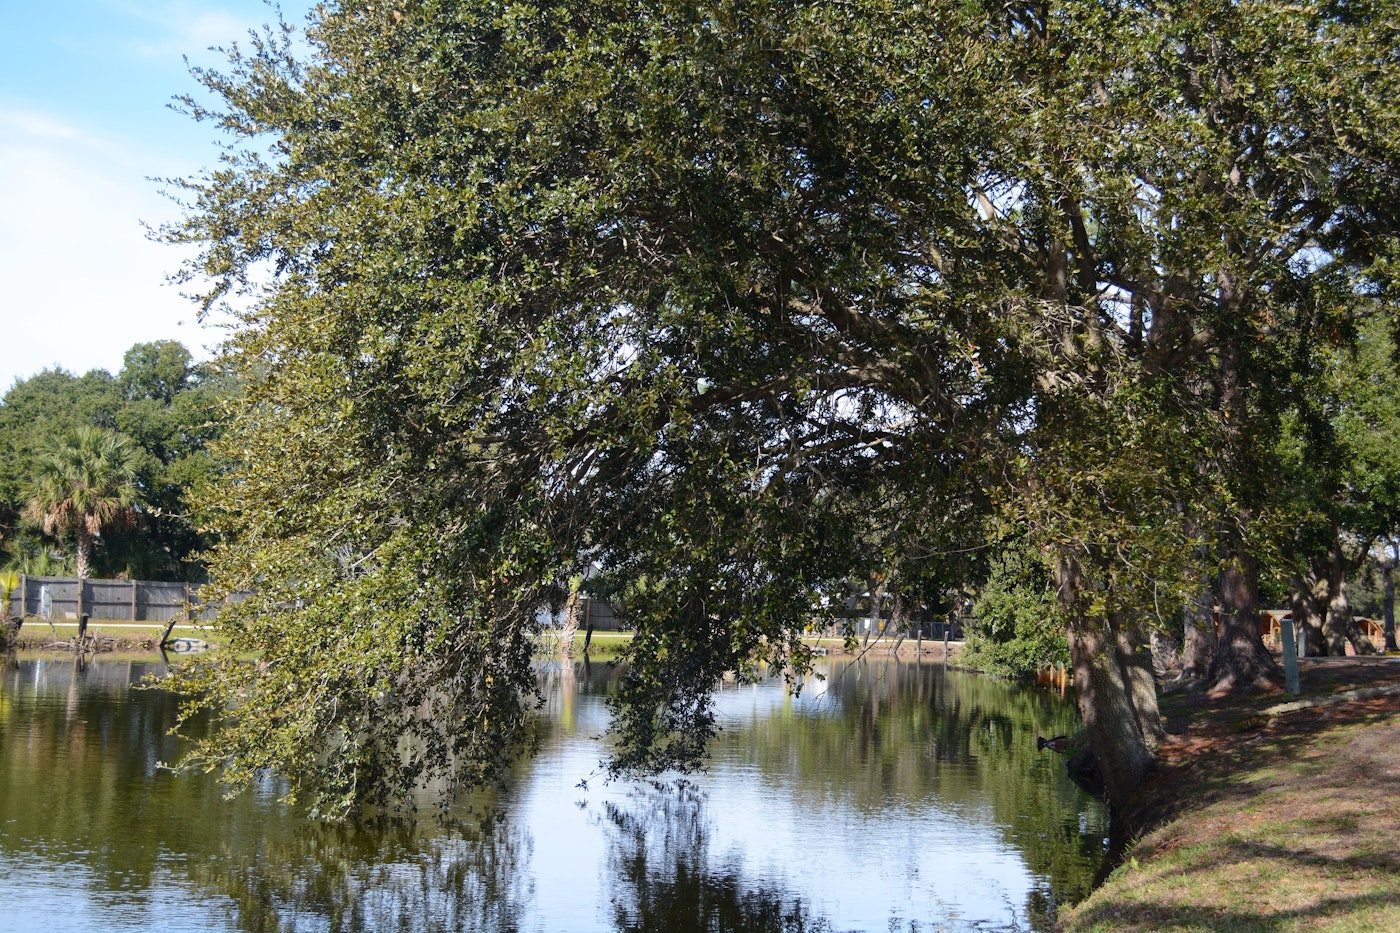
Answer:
1133 704 1400 831
1070 889 1400 933
1223 837 1400 875
1079 805 1400 933
1076 672 1400 931
1162 828 1400 882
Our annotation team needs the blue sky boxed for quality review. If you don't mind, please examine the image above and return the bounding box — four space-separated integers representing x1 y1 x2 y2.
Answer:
0 1 313 392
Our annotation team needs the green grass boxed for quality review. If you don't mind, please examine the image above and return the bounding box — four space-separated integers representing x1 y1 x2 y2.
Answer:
10 619 219 648
538 629 633 662
12 621 955 664
1062 707 1400 933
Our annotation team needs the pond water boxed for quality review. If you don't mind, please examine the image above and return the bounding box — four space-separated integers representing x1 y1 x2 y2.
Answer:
0 656 1106 932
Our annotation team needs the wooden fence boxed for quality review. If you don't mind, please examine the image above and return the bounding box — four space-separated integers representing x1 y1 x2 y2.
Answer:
541 598 627 632
4 575 246 623
3 580 961 635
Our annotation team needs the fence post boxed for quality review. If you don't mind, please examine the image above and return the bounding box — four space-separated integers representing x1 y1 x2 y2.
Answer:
130 579 138 622
183 582 191 621
19 574 27 620
1281 619 1301 696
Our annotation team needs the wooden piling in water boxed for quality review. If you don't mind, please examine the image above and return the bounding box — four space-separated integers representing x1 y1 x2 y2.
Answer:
581 598 595 654
159 611 183 649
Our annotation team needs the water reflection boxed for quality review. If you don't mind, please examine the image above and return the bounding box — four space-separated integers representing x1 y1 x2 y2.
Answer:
600 782 827 933
757 660 1107 909
0 655 1105 932
186 815 533 933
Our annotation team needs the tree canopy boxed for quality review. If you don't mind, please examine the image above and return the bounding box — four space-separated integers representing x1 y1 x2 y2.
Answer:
0 341 226 580
166 0 1400 817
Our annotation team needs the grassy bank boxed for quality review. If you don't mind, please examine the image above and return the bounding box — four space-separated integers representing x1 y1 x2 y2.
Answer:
6 619 216 652
7 621 961 666
1062 658 1400 933
545 629 633 662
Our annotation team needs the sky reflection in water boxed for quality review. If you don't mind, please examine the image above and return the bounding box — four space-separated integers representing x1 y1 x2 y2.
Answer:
0 656 1106 932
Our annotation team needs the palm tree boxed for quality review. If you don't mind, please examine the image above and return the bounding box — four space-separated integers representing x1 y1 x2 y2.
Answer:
25 427 143 590
1 570 19 647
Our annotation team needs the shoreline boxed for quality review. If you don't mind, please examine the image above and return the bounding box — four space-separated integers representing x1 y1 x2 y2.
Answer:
4 621 211 654
5 623 965 663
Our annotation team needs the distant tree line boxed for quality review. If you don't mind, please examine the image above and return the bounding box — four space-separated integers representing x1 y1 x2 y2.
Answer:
963 314 1400 678
0 340 228 582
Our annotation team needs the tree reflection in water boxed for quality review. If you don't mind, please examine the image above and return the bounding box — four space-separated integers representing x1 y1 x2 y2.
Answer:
186 812 532 933
599 780 830 933
0 658 532 933
718 659 1108 919
0 657 1103 933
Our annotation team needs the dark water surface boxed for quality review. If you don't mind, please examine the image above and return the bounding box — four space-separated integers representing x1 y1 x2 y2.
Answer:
0 656 1106 932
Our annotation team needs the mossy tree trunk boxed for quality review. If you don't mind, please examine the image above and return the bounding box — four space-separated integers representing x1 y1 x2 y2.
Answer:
1057 558 1157 810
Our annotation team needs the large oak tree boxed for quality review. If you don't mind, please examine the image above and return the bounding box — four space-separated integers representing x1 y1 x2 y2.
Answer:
167 1 1400 818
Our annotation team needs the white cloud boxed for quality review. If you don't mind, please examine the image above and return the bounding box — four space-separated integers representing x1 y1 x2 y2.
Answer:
114 1 296 61
127 9 259 59
0 108 218 392
3 110 96 145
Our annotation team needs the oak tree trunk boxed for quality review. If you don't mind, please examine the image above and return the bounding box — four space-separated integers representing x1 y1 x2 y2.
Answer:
891 591 907 654
1057 560 1155 810
1067 618 1156 808
1206 546 1279 693
1206 342 1278 692
1113 614 1165 749
1290 576 1328 657
1181 585 1216 680
1322 540 1352 656
1322 535 1376 656
1348 621 1377 655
